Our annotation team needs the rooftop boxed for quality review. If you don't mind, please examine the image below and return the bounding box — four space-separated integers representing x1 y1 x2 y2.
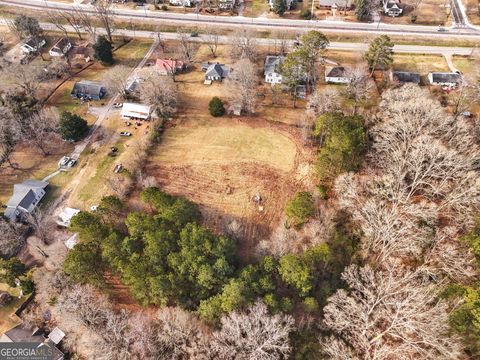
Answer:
392 71 420 84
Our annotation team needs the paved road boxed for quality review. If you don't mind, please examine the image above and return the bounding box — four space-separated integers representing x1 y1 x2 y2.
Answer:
19 20 476 57
2 0 480 38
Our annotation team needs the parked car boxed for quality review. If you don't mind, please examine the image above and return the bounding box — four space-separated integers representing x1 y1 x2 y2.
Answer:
113 103 123 108
67 159 77 168
58 156 70 168
120 131 132 136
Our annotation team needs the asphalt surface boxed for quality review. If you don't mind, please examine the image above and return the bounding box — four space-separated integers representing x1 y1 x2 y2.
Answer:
2 0 480 39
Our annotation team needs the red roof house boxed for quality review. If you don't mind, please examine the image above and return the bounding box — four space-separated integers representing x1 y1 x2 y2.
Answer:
155 59 185 75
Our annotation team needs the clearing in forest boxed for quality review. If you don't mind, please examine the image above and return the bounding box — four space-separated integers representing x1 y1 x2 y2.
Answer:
147 118 314 260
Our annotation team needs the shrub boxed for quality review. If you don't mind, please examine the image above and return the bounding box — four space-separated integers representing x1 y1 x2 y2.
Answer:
161 4 168 10
317 184 328 199
303 297 319 312
285 191 315 228
300 9 312 19
59 112 89 141
209 96 225 117
20 279 35 295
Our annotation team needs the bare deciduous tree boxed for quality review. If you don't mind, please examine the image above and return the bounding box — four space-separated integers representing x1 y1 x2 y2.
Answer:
93 0 115 43
57 284 111 329
205 27 220 58
342 66 374 115
27 108 60 156
273 30 289 56
177 29 197 66
227 59 257 114
211 301 295 360
25 208 56 245
0 109 19 169
322 265 464 360
307 87 342 118
1 63 44 98
103 65 132 99
0 218 26 258
230 27 257 62
139 69 177 120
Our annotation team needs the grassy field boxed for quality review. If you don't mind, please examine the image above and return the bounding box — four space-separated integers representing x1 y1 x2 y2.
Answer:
463 0 480 24
453 54 480 79
392 53 449 83
156 123 297 172
146 118 313 259
0 284 28 335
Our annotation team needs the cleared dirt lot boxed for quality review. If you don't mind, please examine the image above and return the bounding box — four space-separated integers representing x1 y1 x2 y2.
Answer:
146 118 315 261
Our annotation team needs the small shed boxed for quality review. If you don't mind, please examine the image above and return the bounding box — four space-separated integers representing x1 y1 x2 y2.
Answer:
64 233 78 250
56 207 80 227
48 327 65 345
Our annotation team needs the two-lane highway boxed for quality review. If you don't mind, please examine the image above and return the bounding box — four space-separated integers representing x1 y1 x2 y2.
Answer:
1 0 480 39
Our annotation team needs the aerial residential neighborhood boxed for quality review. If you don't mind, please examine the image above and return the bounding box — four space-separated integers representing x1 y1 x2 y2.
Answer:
0 0 480 358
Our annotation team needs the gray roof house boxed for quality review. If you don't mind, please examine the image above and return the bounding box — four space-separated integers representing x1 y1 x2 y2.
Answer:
264 56 284 84
204 63 229 81
428 72 462 87
4 179 49 221
71 80 106 100
0 325 64 360
391 71 420 84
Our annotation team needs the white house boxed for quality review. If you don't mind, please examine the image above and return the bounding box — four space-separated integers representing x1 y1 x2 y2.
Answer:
169 0 191 6
427 72 462 87
268 0 294 10
264 56 284 84
218 0 236 9
20 38 46 54
383 0 402 16
121 102 152 120
49 38 72 57
4 180 48 221
325 66 352 84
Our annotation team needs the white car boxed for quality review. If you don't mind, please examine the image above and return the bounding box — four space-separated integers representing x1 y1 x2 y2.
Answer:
58 156 70 168
120 131 132 137
113 103 123 108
